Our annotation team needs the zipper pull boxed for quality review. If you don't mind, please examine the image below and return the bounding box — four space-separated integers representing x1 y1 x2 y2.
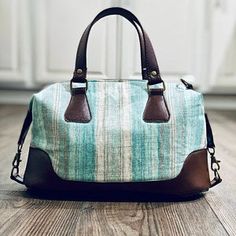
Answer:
180 78 193 90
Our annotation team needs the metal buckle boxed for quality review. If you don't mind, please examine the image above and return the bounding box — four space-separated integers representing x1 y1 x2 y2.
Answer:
70 80 88 93
147 81 166 93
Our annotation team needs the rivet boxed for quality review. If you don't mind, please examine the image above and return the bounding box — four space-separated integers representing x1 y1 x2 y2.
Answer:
151 70 157 77
77 69 83 74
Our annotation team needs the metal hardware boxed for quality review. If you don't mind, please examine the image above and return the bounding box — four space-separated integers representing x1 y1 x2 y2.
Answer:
210 155 220 171
150 70 157 78
208 147 222 187
147 81 166 93
76 68 83 74
10 145 24 184
70 80 88 93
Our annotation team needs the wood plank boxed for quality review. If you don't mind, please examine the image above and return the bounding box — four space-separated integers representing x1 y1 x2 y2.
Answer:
0 105 27 139
0 105 29 190
0 197 229 236
205 110 236 236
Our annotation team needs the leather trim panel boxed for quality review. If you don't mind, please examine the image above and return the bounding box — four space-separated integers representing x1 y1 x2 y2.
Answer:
143 90 170 122
64 88 91 123
24 148 210 198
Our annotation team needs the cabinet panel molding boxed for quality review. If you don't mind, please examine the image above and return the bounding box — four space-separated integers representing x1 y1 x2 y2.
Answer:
120 0 205 86
33 0 117 83
0 0 30 84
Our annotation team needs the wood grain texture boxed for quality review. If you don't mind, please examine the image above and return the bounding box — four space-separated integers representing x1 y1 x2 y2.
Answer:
0 105 235 236
204 111 236 236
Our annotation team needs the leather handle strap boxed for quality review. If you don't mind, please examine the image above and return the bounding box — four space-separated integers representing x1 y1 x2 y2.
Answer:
17 109 32 149
72 7 162 85
66 7 166 123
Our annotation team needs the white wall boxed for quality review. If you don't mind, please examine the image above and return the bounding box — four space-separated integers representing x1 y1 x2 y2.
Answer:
0 0 236 95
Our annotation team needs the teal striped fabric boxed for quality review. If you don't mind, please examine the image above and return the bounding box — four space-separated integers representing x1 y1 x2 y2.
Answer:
30 80 206 182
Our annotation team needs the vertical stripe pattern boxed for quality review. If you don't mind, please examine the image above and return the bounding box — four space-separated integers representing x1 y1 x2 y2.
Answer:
30 80 206 182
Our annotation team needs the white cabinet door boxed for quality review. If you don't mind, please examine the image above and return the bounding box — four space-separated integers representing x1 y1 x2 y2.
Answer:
33 0 118 83
208 0 236 91
0 0 31 85
119 0 205 86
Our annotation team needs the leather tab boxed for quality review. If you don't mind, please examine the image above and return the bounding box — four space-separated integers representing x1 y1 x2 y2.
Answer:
143 89 170 122
64 88 91 123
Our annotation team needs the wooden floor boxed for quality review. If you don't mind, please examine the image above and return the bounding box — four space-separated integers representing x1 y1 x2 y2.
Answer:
0 105 235 236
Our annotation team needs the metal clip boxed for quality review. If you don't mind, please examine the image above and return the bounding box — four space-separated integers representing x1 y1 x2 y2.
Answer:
210 155 221 172
10 146 24 184
208 147 222 187
12 152 21 168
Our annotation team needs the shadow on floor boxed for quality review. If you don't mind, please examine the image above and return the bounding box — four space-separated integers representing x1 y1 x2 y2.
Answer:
18 189 204 203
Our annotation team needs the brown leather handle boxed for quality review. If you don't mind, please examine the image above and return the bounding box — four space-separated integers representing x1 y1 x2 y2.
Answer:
65 8 168 124
72 7 163 85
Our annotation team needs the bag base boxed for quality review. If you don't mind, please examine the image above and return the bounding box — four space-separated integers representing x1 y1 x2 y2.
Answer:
23 147 211 198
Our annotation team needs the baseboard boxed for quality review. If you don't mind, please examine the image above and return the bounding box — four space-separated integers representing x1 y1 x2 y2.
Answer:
0 89 37 104
204 94 236 110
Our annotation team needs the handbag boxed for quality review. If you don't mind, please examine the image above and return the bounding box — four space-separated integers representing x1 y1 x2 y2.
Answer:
11 7 222 198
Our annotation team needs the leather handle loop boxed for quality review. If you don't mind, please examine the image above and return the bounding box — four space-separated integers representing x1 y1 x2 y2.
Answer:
73 7 163 85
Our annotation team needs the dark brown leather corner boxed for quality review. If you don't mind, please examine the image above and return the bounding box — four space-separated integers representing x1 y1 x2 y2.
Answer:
24 148 210 197
64 88 91 123
166 149 211 195
143 89 170 122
